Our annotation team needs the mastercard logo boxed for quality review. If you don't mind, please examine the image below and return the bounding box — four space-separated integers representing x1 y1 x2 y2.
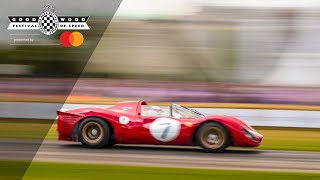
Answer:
60 31 84 47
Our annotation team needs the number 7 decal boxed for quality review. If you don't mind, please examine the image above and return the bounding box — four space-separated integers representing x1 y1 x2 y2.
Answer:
149 118 181 142
160 123 171 139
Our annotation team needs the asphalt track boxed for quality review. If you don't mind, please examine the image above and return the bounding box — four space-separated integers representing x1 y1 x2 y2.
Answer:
2 140 320 173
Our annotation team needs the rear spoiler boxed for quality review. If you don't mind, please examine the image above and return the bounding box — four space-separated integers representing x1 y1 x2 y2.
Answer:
56 110 84 117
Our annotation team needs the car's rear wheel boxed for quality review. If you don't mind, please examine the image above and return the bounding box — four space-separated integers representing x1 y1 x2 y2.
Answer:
79 117 111 148
196 122 230 152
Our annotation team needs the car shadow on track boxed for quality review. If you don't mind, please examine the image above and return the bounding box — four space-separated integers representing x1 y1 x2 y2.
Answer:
62 143 261 155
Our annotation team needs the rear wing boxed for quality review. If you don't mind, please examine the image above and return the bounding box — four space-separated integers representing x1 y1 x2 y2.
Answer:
56 110 84 121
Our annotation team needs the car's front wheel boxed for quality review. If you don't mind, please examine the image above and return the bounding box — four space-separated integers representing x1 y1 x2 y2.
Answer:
196 122 230 152
78 117 111 148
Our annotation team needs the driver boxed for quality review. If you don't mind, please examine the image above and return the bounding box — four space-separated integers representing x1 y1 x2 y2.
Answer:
147 106 163 116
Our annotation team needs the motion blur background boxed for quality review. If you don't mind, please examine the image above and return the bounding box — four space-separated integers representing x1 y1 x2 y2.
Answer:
2 1 320 105
1 1 320 179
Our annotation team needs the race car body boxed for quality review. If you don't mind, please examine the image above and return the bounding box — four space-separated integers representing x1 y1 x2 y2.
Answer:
57 100 263 152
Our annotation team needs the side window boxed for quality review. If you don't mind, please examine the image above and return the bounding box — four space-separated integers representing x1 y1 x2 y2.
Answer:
172 108 183 118
172 108 186 118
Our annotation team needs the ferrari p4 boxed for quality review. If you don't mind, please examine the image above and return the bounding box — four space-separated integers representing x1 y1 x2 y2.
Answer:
57 100 263 152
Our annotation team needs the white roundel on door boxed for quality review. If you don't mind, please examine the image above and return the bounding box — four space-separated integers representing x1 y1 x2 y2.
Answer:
119 116 130 125
149 118 181 142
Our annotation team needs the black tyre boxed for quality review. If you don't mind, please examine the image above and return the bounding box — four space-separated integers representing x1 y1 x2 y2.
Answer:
78 117 111 148
196 122 230 153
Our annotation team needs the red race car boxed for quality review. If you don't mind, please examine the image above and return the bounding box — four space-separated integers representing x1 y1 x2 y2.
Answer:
57 100 263 152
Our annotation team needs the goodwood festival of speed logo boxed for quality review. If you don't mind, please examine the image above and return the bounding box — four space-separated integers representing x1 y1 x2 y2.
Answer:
7 6 90 35
38 6 59 35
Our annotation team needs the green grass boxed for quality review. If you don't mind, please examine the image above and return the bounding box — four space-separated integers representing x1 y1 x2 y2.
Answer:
20 161 320 180
0 161 30 180
256 127 320 151
2 161 320 180
0 119 52 140
1 119 320 152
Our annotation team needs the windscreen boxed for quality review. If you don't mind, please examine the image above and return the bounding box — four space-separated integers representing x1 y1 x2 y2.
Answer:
171 104 204 118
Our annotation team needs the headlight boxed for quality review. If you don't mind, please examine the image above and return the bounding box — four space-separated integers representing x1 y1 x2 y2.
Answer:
242 127 258 141
244 122 256 132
